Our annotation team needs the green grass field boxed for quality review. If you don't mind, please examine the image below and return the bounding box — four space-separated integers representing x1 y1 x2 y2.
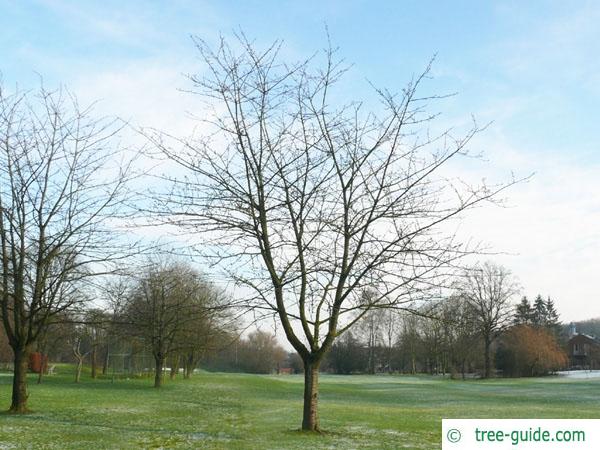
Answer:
1 367 600 449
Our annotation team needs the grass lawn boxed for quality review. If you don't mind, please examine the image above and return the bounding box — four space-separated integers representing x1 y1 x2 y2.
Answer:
1 367 600 449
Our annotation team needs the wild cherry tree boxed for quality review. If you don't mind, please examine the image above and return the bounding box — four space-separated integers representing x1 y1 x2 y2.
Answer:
0 84 134 412
123 260 227 387
149 35 517 431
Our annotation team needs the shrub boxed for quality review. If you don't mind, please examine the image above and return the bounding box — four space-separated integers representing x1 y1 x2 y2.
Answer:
496 325 567 377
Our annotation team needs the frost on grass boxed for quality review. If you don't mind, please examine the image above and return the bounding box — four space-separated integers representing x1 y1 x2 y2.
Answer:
136 430 232 449
340 425 436 449
93 406 147 414
0 425 30 449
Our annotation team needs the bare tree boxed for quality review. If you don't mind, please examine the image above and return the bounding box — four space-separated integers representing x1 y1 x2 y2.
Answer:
35 313 74 383
69 321 91 383
381 309 400 373
325 331 366 374
82 308 109 379
125 262 188 388
235 330 287 374
398 313 422 374
357 306 383 374
419 296 481 378
100 278 130 376
455 261 519 378
0 84 135 412
148 35 517 430
124 259 225 388
442 295 481 379
178 303 232 379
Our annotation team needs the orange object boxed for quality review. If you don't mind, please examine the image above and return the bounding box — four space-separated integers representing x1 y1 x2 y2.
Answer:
28 352 48 373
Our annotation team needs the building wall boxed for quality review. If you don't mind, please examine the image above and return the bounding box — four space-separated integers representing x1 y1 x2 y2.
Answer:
568 334 600 369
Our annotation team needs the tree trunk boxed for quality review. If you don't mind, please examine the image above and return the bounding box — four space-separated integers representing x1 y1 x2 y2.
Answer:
484 336 492 378
302 360 320 431
36 342 47 384
75 358 83 383
91 346 97 379
154 356 164 388
37 365 44 385
102 343 110 375
182 358 189 379
9 347 31 413
170 355 180 380
184 353 195 379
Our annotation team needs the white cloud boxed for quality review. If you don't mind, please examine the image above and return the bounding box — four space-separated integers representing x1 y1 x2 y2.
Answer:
454 134 600 322
71 60 200 135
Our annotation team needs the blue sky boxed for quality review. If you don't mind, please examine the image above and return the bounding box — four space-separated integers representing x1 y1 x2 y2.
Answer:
1 0 599 321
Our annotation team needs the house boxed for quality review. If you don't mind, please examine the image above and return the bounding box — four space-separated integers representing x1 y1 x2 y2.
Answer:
567 325 600 369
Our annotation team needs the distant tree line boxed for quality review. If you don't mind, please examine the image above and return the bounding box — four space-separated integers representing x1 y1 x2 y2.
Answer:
202 330 288 374
1 259 235 386
568 318 600 337
0 260 574 383
318 269 567 378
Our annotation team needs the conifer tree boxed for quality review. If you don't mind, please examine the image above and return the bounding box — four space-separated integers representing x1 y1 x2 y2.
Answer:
544 297 561 336
533 295 547 326
514 296 533 325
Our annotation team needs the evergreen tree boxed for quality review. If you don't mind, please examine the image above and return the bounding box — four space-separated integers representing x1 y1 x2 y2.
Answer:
514 296 533 325
533 295 547 326
544 297 561 336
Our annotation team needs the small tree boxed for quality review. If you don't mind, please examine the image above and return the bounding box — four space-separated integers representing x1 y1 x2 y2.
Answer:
36 314 74 383
238 330 287 374
83 308 109 379
420 305 446 374
69 323 91 383
178 290 233 379
439 295 480 378
397 314 422 374
126 262 187 387
456 262 519 378
99 279 130 376
325 331 366 374
357 303 384 374
381 309 400 372
497 325 567 377
124 260 223 387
